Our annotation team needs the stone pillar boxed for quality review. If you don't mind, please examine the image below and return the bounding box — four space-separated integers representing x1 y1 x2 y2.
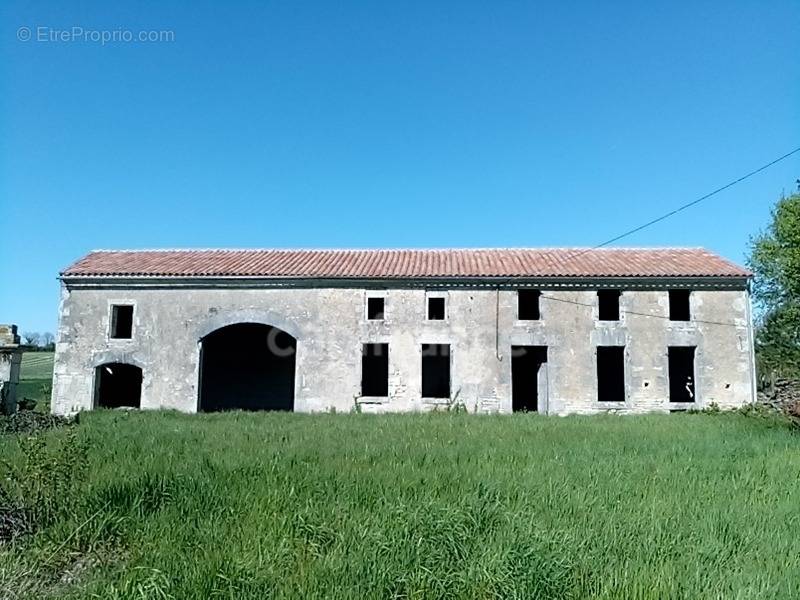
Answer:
0 325 22 415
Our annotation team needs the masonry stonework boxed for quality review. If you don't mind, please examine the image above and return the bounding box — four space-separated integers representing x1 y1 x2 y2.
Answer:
0 324 22 415
51 255 755 416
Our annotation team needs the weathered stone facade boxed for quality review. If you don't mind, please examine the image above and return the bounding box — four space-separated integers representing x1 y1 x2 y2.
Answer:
51 271 755 415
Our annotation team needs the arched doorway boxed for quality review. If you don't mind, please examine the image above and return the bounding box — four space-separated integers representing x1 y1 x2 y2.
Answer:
94 363 142 408
199 323 297 412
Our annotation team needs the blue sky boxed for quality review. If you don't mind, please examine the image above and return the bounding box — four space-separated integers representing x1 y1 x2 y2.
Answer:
1 1 798 333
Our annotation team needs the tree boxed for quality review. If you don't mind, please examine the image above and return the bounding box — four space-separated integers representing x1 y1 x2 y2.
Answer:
747 192 800 378
22 332 41 347
41 332 55 348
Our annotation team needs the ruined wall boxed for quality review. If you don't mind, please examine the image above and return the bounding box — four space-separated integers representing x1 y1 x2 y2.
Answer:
51 284 754 415
0 324 22 414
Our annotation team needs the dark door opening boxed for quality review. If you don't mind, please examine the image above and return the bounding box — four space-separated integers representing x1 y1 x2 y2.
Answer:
512 346 547 412
421 343 450 398
597 346 625 402
95 363 142 408
199 323 296 412
669 346 696 403
362 343 389 396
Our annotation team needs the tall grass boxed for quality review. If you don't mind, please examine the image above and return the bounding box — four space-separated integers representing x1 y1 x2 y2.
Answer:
1 410 799 599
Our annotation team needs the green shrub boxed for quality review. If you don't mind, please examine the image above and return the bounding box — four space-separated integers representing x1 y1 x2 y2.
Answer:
0 410 70 435
0 426 87 541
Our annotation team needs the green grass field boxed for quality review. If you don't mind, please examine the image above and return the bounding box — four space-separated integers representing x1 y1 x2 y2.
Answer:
17 352 54 410
20 352 54 380
1 410 799 599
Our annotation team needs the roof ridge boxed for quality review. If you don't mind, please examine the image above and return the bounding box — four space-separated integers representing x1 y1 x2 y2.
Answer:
85 246 710 253
61 247 751 279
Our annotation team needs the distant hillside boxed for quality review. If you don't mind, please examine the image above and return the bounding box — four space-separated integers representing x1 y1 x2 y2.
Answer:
21 352 54 380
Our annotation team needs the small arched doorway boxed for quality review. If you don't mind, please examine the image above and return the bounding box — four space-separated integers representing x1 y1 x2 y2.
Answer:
198 323 297 412
94 363 142 408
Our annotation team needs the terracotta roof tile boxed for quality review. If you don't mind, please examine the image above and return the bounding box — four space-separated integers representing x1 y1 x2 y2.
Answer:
60 248 751 279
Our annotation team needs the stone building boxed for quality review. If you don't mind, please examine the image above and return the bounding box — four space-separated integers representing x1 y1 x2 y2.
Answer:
51 248 755 415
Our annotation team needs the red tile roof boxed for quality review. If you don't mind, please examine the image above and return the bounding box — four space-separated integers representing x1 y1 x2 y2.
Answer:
60 248 750 279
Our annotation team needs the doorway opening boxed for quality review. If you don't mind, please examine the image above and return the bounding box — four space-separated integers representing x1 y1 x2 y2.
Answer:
669 346 696 403
421 343 450 398
94 363 142 408
199 323 296 412
361 343 389 396
597 346 626 402
512 346 548 412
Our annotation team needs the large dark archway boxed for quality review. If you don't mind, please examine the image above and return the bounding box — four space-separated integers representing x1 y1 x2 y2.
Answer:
199 323 297 412
95 363 142 408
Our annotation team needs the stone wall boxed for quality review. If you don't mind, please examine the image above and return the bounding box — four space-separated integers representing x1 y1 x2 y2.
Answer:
758 378 800 409
51 284 755 415
0 324 22 415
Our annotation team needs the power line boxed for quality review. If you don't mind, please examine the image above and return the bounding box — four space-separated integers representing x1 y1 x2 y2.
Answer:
539 293 742 328
528 148 800 328
570 145 800 257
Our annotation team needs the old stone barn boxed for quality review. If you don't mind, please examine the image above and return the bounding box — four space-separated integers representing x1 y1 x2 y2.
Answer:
51 248 755 415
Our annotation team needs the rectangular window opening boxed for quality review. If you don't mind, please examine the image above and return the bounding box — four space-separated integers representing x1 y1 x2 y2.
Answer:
367 297 385 320
361 343 389 396
427 297 446 320
518 290 541 320
669 346 696 403
669 290 691 321
512 346 547 412
598 290 621 321
110 305 134 339
421 343 450 398
597 346 625 402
